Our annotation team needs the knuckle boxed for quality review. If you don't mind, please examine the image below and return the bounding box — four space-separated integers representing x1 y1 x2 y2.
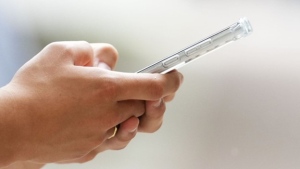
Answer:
100 43 119 61
45 42 74 61
45 42 65 53
150 102 166 119
149 78 165 99
47 41 92 58
61 45 75 57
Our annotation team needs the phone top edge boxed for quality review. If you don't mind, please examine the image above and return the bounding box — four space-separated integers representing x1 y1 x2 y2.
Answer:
239 17 253 37
136 17 253 74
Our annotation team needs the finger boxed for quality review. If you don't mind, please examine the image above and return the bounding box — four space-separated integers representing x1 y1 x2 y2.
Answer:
91 43 118 70
107 126 118 140
57 118 138 164
73 117 139 162
138 99 166 133
163 93 176 102
107 100 145 129
105 116 139 150
114 70 183 101
97 99 144 130
56 118 140 164
97 62 111 70
44 41 94 67
117 100 146 124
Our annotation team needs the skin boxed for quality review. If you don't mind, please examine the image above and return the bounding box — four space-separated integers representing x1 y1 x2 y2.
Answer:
0 42 183 168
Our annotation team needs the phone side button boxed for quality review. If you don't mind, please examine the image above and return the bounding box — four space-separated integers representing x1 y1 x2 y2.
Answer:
162 55 180 68
185 39 212 56
185 46 198 56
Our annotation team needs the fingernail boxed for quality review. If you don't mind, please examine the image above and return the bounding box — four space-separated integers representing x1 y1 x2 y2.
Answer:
153 99 162 107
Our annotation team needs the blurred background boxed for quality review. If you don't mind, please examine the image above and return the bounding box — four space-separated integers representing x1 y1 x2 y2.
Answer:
1 0 300 169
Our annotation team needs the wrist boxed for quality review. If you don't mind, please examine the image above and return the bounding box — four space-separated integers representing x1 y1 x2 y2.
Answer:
2 161 46 169
0 85 32 166
0 86 16 166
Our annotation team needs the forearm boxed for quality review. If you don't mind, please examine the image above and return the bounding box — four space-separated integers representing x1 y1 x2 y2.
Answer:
0 86 24 167
1 162 45 169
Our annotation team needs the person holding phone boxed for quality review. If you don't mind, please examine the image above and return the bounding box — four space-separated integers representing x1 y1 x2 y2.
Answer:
0 41 183 169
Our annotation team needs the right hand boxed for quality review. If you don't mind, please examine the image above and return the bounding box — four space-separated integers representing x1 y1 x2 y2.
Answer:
1 41 182 164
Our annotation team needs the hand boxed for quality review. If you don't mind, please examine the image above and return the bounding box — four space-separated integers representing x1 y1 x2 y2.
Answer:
59 43 183 163
0 41 183 164
65 96 181 164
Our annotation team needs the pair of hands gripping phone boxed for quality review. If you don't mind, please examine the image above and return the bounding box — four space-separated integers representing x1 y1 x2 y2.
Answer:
0 41 183 168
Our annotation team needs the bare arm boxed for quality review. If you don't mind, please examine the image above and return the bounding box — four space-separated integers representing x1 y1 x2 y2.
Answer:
0 41 183 167
1 162 44 169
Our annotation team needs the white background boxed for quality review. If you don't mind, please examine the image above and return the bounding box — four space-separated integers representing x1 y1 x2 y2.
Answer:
1 0 300 169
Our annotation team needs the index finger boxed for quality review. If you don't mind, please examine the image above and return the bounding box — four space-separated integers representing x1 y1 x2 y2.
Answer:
113 70 183 101
91 43 119 70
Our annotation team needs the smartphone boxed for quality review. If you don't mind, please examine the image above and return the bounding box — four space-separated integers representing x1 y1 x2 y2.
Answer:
136 17 253 74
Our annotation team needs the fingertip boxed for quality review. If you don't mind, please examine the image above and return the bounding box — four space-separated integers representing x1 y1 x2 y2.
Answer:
169 69 184 85
106 117 139 150
120 116 139 133
163 94 175 102
146 100 166 119
91 43 119 70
